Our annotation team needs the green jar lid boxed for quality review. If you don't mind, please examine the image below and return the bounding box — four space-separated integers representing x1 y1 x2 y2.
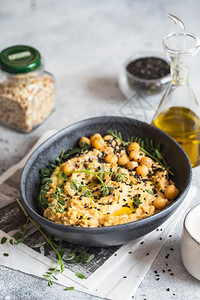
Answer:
0 45 41 74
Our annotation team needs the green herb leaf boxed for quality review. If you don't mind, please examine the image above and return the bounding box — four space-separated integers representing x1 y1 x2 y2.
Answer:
86 254 95 263
71 182 77 191
80 141 91 150
58 199 65 205
9 239 14 245
145 189 154 195
133 197 141 207
65 287 74 291
3 253 9 257
78 186 82 192
1 237 7 244
76 272 85 279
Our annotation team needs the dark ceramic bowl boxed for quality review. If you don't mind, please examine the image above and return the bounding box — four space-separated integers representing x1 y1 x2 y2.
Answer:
20 116 192 247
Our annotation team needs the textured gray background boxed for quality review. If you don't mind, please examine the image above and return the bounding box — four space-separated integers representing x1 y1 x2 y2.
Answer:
0 0 200 299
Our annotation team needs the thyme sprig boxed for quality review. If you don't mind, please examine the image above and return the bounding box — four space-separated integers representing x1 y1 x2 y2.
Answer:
38 142 92 210
11 199 93 286
50 187 66 213
108 129 174 176
70 180 93 198
65 167 115 196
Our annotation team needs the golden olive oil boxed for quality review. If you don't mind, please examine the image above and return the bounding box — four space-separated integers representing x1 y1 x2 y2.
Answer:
113 204 136 217
152 106 200 167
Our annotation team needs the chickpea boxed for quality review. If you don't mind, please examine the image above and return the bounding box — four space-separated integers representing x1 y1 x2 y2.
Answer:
62 162 74 176
99 146 109 153
92 137 105 150
118 154 130 166
90 133 102 144
79 136 90 148
164 185 179 200
103 135 113 141
140 156 153 168
153 197 168 210
128 142 140 152
129 150 140 162
105 153 118 164
126 161 138 170
136 165 149 177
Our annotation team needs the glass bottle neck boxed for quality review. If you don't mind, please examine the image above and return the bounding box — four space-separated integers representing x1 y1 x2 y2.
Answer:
170 64 189 85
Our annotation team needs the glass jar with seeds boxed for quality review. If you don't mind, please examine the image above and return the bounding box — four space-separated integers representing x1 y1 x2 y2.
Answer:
0 45 55 133
125 51 171 93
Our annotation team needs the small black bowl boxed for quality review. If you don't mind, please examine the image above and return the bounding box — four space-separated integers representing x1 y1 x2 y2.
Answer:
20 116 192 247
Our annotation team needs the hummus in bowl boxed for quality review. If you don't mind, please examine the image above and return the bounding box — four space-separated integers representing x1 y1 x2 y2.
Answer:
39 132 179 228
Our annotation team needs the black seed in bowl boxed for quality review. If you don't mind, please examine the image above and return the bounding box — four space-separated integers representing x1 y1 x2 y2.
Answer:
126 57 170 80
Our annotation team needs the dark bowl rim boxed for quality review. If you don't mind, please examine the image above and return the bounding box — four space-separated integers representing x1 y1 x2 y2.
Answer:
20 116 192 233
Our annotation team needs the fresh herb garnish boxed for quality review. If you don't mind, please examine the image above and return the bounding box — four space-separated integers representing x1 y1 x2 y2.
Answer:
70 180 93 198
65 287 74 291
38 143 92 211
133 197 141 207
108 130 174 176
49 187 66 213
12 199 94 287
65 168 115 197
108 129 133 146
75 272 85 279
1 237 7 244
3 253 9 257
145 189 155 195
113 167 128 182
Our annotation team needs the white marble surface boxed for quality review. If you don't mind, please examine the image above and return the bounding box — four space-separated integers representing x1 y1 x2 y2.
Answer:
0 0 200 299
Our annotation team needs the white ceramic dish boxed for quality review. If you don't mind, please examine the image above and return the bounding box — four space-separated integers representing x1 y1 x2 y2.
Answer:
181 203 200 280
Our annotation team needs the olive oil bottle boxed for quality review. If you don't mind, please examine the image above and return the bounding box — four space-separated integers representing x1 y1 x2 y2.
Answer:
152 15 200 167
152 106 200 167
